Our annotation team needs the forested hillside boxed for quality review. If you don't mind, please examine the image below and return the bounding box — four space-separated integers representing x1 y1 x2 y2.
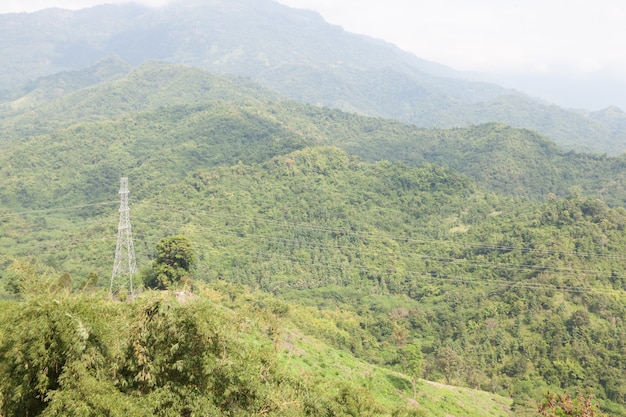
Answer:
1 0 624 154
1 62 626 415
3 63 626 206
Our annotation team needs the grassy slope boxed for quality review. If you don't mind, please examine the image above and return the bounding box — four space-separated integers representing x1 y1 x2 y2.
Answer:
289 333 513 417
281 330 513 417
202 285 515 417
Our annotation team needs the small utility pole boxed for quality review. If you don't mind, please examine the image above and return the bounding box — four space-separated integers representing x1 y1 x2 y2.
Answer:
110 177 137 298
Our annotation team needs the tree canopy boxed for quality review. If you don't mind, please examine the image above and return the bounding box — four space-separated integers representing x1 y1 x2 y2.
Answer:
143 235 195 290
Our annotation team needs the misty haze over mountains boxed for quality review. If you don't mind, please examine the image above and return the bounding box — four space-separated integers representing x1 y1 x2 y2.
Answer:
1 0 626 154
472 70 626 113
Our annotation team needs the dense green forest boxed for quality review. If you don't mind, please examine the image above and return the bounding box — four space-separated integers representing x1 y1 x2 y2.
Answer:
3 63 626 205
1 63 626 416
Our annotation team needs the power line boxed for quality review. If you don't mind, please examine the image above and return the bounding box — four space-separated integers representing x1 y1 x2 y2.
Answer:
6 204 626 276
6 199 624 264
177 209 626 262
0 201 118 218
2 200 626 295
216 250 623 296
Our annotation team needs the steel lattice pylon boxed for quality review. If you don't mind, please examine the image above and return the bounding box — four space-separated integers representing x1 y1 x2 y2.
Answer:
110 177 137 298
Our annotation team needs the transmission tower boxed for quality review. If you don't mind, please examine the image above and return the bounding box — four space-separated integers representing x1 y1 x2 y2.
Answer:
111 177 137 298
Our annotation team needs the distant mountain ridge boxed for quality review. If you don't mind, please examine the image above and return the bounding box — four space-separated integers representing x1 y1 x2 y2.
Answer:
0 0 623 154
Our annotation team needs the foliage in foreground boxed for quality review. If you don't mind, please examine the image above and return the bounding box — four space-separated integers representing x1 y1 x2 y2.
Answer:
0 290 425 417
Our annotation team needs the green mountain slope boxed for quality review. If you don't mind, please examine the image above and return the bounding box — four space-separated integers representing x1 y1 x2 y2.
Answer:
0 0 622 154
1 64 626 414
585 106 626 152
2 63 626 207
0 103 308 210
2 146 626 414
313 116 626 205
0 61 283 140
0 55 132 117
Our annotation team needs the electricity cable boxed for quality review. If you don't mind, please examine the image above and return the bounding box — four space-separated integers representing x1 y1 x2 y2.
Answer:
3 199 626 295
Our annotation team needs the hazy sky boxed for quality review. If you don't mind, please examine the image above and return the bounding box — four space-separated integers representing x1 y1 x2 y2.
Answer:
277 1 626 77
2 0 626 108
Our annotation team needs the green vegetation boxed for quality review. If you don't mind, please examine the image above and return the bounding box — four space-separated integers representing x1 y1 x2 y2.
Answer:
3 65 626 208
1 62 626 416
0 283 514 417
143 235 195 290
400 341 423 400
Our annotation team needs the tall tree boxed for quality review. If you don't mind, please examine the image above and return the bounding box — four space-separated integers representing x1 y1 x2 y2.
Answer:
143 235 195 290
401 341 423 400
